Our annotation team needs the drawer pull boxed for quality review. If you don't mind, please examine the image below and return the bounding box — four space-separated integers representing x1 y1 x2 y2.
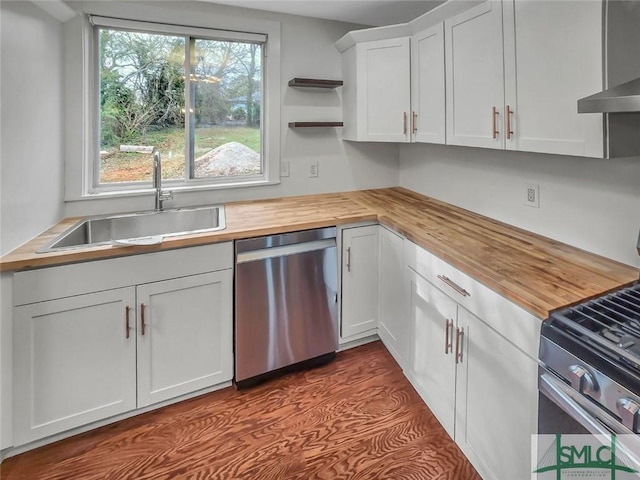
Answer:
437 275 470 297
412 111 418 134
346 247 351 272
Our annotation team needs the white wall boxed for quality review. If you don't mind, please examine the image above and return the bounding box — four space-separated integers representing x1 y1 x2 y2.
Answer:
399 143 640 268
0 1 66 255
0 1 66 452
63 1 399 217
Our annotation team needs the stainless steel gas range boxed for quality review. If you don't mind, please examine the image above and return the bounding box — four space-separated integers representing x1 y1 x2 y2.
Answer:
538 233 640 467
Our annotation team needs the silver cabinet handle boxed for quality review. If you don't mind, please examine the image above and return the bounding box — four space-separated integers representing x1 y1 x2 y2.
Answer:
492 106 499 139
125 306 131 339
437 275 470 297
455 327 464 364
445 319 453 354
506 105 514 139
140 303 147 336
346 246 351 272
403 112 408 135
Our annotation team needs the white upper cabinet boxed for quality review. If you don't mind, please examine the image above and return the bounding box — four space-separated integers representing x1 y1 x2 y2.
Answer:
445 1 506 149
445 0 604 156
504 0 604 157
338 0 611 157
411 23 446 144
342 37 411 142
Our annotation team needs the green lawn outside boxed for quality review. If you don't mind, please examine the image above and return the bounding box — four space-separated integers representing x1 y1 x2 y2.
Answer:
100 126 260 183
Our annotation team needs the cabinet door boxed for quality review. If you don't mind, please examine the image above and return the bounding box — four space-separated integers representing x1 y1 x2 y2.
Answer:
445 1 505 149
356 37 411 142
408 269 457 438
341 226 379 339
378 227 408 369
411 23 446 144
13 288 137 445
502 0 604 157
455 307 538 480
137 270 233 408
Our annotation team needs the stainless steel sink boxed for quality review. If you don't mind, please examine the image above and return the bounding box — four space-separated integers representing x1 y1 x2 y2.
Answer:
38 205 226 252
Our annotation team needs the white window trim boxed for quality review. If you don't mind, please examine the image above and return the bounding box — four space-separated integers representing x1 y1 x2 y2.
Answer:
65 7 281 201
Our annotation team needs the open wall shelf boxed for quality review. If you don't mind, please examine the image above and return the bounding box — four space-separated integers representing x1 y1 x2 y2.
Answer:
288 78 343 88
288 77 344 127
288 122 343 128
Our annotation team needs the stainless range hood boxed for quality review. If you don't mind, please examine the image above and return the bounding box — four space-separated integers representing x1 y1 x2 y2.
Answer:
578 77 640 113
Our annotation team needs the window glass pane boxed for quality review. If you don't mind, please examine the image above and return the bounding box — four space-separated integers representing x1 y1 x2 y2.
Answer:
98 28 185 184
191 39 262 179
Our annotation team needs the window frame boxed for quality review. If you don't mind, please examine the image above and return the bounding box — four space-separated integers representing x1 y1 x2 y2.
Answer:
74 13 281 199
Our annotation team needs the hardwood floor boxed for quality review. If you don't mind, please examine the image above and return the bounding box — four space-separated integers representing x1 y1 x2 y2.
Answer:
1 342 480 480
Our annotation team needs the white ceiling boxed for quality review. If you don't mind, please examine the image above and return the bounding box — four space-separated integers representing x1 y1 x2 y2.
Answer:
201 0 445 27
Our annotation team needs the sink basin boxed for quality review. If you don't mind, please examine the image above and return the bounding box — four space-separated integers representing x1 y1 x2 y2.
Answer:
38 205 226 253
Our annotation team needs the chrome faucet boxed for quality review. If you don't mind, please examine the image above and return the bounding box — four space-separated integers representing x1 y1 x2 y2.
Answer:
152 149 173 211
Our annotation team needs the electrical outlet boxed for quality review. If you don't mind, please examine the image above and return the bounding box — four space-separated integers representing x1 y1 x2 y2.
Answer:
280 161 290 177
525 183 540 208
309 160 318 178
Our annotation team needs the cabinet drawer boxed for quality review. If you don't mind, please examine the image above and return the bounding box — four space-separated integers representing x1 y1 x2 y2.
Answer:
405 240 540 359
14 242 233 306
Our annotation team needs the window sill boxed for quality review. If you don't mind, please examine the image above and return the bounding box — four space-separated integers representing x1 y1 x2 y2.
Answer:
74 178 281 201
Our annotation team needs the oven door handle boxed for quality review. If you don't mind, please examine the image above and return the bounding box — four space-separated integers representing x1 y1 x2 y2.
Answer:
539 372 632 436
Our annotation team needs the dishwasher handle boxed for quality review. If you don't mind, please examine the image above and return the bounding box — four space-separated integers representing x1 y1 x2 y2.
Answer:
236 238 336 264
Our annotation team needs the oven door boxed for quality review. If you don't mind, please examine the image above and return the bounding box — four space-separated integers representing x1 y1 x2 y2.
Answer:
539 368 634 436
539 368 640 472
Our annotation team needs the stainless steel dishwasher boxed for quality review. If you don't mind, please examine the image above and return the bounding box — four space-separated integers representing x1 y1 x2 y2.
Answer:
234 227 339 387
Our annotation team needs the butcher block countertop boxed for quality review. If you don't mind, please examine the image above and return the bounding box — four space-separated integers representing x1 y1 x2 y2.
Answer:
1 187 637 318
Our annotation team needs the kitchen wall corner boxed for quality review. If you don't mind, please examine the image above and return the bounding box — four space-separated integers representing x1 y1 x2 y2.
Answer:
398 143 640 268
0 1 66 256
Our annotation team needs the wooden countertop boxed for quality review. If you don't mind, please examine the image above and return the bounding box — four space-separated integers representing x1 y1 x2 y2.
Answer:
2 187 637 318
0 192 377 273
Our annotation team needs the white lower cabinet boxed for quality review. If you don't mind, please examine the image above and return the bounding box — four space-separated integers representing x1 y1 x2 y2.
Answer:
406 240 539 480
136 271 233 408
340 225 379 340
14 288 138 445
455 307 538 480
12 243 233 447
378 226 409 370
407 269 457 437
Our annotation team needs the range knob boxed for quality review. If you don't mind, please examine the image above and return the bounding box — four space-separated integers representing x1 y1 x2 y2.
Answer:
617 398 640 432
568 365 599 397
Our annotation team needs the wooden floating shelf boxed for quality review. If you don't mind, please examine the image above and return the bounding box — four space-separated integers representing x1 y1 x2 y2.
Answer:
288 78 343 88
288 122 344 128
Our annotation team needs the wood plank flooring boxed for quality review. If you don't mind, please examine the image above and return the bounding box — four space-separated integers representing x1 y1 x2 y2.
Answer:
0 342 480 480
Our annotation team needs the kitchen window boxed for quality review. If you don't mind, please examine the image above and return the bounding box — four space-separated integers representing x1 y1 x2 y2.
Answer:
84 16 279 195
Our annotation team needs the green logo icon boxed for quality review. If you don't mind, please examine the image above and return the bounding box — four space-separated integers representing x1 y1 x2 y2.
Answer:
534 434 639 479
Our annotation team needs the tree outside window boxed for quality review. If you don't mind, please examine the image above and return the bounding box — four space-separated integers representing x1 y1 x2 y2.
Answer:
97 27 263 186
